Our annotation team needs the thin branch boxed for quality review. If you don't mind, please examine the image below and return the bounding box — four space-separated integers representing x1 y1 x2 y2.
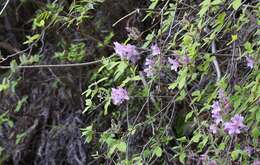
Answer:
205 27 221 82
0 0 10 16
212 40 221 82
0 59 103 69
113 9 138 27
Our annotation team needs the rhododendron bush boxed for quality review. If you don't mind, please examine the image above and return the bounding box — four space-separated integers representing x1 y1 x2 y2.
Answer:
0 0 259 164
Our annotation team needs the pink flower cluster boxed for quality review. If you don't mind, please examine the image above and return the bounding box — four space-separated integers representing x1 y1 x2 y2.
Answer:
168 55 191 72
143 44 161 77
224 114 246 135
114 42 140 63
253 160 260 165
246 56 254 69
168 57 180 72
151 44 160 55
209 90 246 135
111 87 129 105
144 58 156 77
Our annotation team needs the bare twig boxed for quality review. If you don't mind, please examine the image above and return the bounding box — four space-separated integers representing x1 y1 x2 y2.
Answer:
0 0 10 16
139 72 160 110
212 40 221 82
0 59 104 69
113 9 138 27
205 27 221 82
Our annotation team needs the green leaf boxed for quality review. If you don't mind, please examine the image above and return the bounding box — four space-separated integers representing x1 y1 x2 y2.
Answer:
212 0 224 5
198 0 211 17
231 150 240 160
114 61 128 80
198 136 208 150
168 82 178 90
23 34 41 44
185 111 193 122
177 136 187 142
191 132 202 143
256 109 260 122
14 96 28 112
104 98 111 115
231 0 241 10
83 99 92 113
16 132 27 144
117 141 127 152
179 152 186 164
252 127 260 139
178 68 188 90
227 34 238 45
10 60 18 73
218 143 226 150
81 125 94 143
153 146 162 157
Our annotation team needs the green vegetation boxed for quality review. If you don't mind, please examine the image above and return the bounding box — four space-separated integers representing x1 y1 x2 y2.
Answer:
0 0 259 164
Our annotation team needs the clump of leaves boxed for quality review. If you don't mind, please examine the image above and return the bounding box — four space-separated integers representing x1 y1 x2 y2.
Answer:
54 42 86 62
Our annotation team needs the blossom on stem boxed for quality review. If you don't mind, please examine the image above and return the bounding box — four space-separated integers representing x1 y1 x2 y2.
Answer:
211 101 223 124
114 42 140 63
168 57 180 72
224 114 246 135
143 58 156 77
244 146 253 156
208 160 217 165
246 56 254 69
218 89 231 112
151 44 160 55
253 160 260 165
111 87 129 105
209 124 218 134
246 57 255 69
180 55 191 65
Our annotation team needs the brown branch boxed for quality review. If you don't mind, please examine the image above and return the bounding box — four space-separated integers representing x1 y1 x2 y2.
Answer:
0 59 104 69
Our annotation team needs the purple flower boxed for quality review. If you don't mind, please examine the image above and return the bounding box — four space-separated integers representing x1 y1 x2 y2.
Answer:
199 154 207 161
253 160 260 165
224 114 246 135
246 56 254 69
180 55 191 65
114 42 140 63
145 59 155 66
151 44 160 55
143 58 156 77
209 124 218 134
168 57 180 72
218 90 231 112
208 160 217 165
111 87 129 105
245 146 253 156
211 101 223 124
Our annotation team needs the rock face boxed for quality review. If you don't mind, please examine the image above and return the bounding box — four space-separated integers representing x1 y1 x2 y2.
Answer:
0 0 148 164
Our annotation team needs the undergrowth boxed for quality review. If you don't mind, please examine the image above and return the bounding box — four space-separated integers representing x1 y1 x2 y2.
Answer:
0 0 259 164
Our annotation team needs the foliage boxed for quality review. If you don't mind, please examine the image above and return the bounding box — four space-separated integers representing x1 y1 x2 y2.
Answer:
0 0 259 164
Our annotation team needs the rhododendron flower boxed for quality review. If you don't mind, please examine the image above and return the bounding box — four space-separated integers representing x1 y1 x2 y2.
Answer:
151 44 160 55
168 57 180 72
224 114 246 135
246 56 254 69
211 101 223 124
253 160 260 165
209 124 218 134
114 42 140 63
111 87 129 105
